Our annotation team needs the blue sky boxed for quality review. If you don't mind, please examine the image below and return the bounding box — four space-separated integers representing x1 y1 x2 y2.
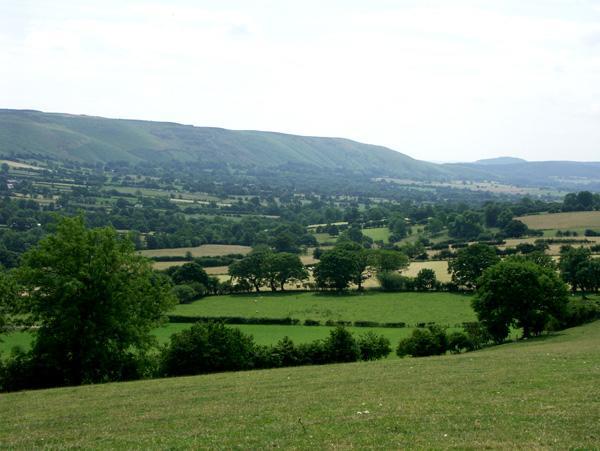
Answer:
2 0 600 162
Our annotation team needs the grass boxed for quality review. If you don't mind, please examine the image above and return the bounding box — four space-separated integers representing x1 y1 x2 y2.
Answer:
517 211 600 230
362 227 390 242
172 291 476 326
139 244 251 258
154 323 419 348
0 321 597 448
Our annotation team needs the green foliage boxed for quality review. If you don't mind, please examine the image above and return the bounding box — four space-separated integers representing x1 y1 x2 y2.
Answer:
357 331 392 360
377 271 414 291
396 325 448 357
160 322 256 377
9 216 176 388
474 260 569 340
313 247 362 291
171 284 199 304
448 211 483 240
324 326 360 363
559 246 598 293
369 249 409 273
415 268 438 291
448 243 500 290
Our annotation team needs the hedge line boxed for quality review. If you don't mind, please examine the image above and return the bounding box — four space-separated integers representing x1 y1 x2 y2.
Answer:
168 315 430 328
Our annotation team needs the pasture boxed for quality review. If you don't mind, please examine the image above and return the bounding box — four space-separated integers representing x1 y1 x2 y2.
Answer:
172 291 475 326
140 244 251 258
0 321 597 448
517 211 600 230
362 227 390 242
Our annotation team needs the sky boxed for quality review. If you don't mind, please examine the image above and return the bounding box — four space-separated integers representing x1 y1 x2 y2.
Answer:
2 0 600 162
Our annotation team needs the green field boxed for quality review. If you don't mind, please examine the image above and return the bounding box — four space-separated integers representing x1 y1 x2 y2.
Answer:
362 226 390 242
172 291 475 326
1 321 597 448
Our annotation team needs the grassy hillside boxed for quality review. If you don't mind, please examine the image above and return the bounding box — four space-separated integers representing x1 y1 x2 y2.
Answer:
1 321 597 448
0 109 447 179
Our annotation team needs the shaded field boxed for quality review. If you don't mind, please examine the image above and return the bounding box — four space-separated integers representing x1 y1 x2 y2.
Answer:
140 244 251 258
172 291 475 326
0 321 597 448
517 211 600 230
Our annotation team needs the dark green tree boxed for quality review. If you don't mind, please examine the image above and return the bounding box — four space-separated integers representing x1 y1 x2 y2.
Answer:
313 248 361 291
11 217 176 387
559 246 593 294
265 252 308 291
369 249 409 273
473 260 568 341
228 247 273 292
448 243 500 289
415 268 438 291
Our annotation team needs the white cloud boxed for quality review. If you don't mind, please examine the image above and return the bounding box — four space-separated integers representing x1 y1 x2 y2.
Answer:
2 0 600 161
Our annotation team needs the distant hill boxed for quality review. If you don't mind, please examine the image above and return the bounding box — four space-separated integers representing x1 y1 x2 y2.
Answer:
0 109 448 180
475 156 527 165
1 109 599 190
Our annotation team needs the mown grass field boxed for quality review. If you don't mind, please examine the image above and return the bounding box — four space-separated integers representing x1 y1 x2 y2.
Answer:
140 244 251 258
172 291 475 326
362 226 390 242
1 321 597 449
517 211 600 230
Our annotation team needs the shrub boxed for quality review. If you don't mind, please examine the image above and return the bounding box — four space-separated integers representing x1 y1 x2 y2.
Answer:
415 268 438 291
353 320 380 327
377 272 414 291
461 322 492 350
396 325 448 357
447 331 473 354
324 327 360 363
304 319 321 326
357 331 392 360
297 340 329 365
171 284 198 304
160 322 256 377
272 336 302 367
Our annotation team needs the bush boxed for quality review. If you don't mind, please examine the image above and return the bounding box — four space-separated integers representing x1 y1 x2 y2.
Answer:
304 319 321 326
167 315 300 325
171 284 198 304
461 322 492 350
357 331 392 360
396 325 448 357
353 320 380 327
324 327 360 363
160 322 256 377
377 272 414 291
560 298 600 328
447 331 473 354
415 268 438 291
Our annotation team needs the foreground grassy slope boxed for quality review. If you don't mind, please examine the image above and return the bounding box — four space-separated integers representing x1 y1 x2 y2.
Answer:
1 321 598 448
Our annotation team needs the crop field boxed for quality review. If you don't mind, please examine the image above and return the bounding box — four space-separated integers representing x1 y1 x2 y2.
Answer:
1 321 597 448
172 291 475 326
401 260 451 282
517 211 600 230
362 227 390 242
140 244 251 258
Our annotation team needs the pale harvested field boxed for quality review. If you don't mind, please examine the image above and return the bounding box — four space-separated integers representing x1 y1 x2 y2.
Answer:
0 159 42 170
401 260 451 282
140 244 251 258
151 261 187 270
517 211 600 230
500 236 600 255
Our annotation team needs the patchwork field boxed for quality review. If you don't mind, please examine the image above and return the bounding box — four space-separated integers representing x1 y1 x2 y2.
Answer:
401 260 450 282
172 291 475 326
140 244 251 258
362 227 390 242
517 211 600 230
1 321 597 448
